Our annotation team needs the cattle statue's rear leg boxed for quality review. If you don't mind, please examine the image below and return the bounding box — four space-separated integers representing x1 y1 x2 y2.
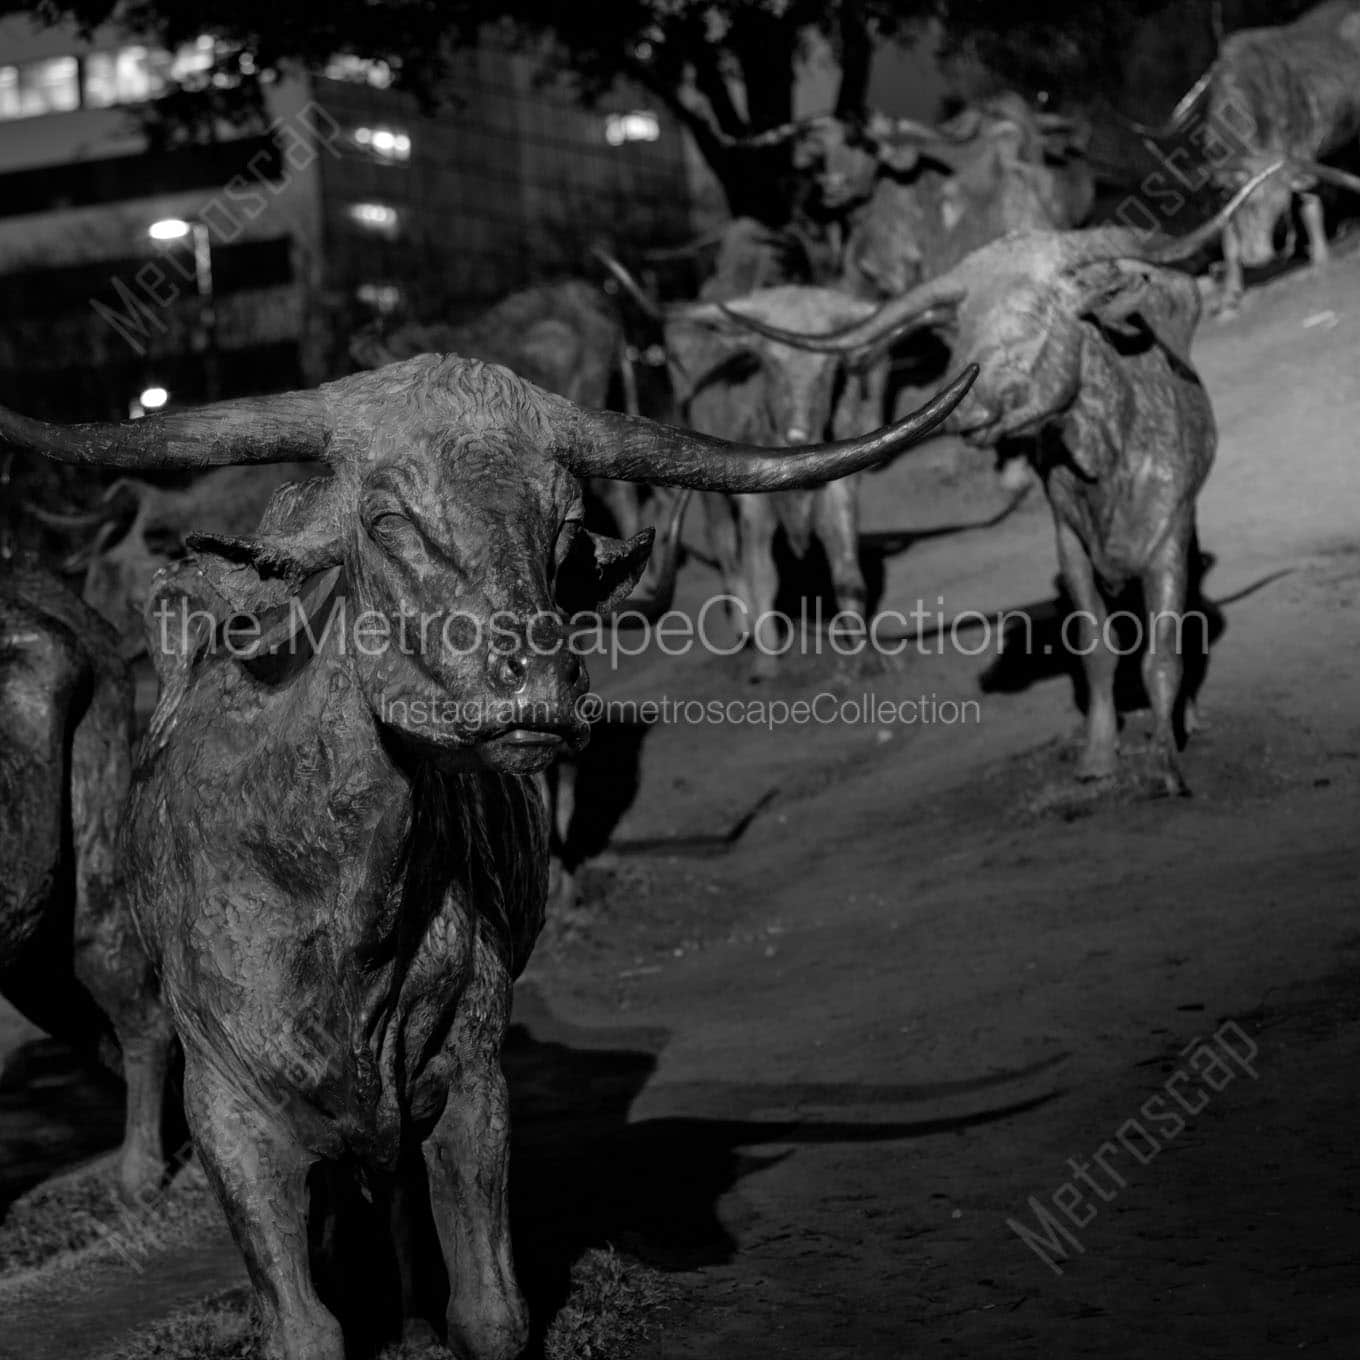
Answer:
1300 192 1330 269
811 480 872 673
1055 521 1119 781
1218 227 1244 317
424 964 527 1360
1140 525 1194 798
183 1056 343 1360
737 496 781 682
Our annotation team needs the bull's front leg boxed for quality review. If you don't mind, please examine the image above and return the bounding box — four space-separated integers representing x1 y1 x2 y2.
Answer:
1300 192 1330 269
1141 527 1194 798
1217 227 1244 318
183 1054 343 1360
71 703 174 1204
811 479 873 674
424 964 528 1360
1055 520 1119 781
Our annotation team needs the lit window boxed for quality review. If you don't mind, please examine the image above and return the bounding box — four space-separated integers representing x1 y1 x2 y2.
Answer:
352 126 411 162
325 55 394 89
83 46 166 107
356 283 402 314
348 202 400 234
604 111 660 146
170 35 216 83
14 56 80 116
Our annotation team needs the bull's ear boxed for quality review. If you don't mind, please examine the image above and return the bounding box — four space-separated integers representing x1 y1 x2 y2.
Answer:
1073 259 1202 372
184 525 342 583
557 526 655 616
181 523 345 662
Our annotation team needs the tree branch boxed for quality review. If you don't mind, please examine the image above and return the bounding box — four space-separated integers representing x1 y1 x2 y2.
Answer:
835 0 873 118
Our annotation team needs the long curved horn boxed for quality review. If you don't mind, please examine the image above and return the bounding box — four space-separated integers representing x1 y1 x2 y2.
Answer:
641 224 742 261
554 365 977 490
1118 66 1216 139
24 500 120 531
23 476 142 531
1283 158 1360 196
0 390 329 470
875 114 954 142
715 113 836 148
593 249 665 323
1076 162 1283 265
709 276 969 356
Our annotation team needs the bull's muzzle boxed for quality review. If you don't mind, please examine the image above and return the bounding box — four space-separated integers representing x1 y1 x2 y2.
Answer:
481 619 587 758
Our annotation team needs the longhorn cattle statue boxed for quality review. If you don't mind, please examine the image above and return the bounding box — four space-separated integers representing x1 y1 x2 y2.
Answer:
0 567 167 1201
752 93 1093 298
1134 0 1360 310
598 255 929 679
719 172 1278 795
0 354 972 1360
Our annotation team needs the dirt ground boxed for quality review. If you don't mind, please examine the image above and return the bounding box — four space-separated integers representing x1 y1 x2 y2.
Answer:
2 248 1359 1359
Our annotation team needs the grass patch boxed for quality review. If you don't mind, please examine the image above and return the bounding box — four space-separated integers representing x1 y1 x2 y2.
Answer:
0 1160 219 1277
99 1247 671 1360
102 1288 258 1360
544 1246 672 1360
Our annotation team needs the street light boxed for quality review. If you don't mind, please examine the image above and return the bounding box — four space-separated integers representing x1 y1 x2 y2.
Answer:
148 218 192 241
148 217 218 401
140 386 169 409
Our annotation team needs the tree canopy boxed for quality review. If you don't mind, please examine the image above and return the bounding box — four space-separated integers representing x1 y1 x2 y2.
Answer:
5 0 1321 219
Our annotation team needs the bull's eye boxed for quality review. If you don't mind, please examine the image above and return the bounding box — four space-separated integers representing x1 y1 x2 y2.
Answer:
366 509 411 550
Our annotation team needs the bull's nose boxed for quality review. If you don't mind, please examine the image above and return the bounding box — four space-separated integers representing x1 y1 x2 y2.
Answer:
493 649 530 692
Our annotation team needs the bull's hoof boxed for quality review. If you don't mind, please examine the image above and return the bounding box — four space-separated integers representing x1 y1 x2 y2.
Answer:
117 1145 166 1206
833 642 894 682
1074 750 1118 783
400 1318 445 1350
1152 763 1192 799
747 652 780 684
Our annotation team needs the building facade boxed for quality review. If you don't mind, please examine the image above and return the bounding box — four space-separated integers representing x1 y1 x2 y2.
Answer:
0 16 694 421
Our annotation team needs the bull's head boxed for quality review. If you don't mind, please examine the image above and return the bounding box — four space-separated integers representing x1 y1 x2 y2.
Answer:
839 102 1072 299
1216 154 1360 269
711 167 1280 472
666 287 892 446
2 354 973 774
594 256 893 445
1217 154 1310 268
